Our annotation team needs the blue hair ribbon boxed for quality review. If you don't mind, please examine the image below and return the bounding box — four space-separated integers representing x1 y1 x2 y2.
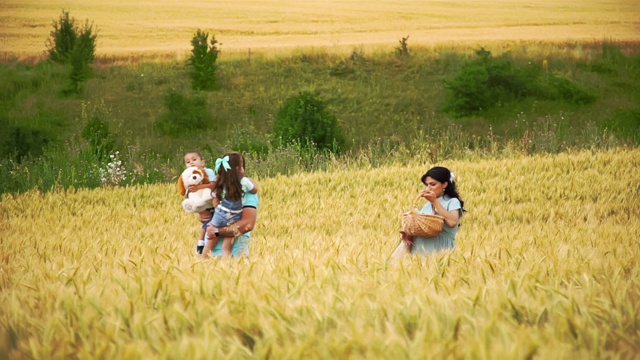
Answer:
215 156 231 173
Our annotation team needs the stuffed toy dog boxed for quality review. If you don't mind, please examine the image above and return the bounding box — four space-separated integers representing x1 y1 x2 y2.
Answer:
178 166 214 213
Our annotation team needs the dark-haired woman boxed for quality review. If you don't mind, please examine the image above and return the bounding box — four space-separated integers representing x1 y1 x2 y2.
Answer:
393 166 466 257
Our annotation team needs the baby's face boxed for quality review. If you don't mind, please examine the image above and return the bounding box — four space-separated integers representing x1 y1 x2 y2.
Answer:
184 153 205 168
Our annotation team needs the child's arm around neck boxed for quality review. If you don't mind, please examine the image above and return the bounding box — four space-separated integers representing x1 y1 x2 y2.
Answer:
242 177 258 194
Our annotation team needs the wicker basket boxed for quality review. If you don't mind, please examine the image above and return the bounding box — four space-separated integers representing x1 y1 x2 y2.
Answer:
401 195 445 237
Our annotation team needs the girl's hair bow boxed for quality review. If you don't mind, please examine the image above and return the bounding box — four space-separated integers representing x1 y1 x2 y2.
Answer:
215 156 231 173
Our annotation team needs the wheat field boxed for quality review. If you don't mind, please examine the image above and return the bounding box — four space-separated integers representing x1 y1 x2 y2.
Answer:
1 148 639 358
1 0 639 59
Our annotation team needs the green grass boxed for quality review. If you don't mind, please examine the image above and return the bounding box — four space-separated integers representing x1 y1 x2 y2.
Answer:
0 41 639 195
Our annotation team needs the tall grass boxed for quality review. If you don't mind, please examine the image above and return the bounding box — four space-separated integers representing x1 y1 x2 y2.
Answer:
1 41 639 196
1 148 639 358
0 118 629 196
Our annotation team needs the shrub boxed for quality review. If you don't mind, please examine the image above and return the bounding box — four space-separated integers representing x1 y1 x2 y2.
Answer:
46 11 76 64
230 126 270 158
443 62 491 116
273 91 345 153
0 123 52 163
538 76 596 105
394 35 410 58
188 29 219 91
444 48 595 117
46 10 96 65
0 63 44 103
604 108 640 144
81 102 116 162
47 10 97 95
601 42 627 65
0 106 65 164
154 90 213 136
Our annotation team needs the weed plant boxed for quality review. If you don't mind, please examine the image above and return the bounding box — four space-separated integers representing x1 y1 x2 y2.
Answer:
394 36 411 58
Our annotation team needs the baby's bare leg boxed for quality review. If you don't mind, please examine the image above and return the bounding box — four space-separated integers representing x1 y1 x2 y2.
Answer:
195 227 206 254
201 238 214 259
195 212 211 255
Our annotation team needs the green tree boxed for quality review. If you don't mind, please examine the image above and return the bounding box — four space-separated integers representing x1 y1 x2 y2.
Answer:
47 10 97 65
188 29 219 91
47 10 97 95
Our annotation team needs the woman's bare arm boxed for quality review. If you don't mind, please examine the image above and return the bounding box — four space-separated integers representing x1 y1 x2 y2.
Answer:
207 207 257 238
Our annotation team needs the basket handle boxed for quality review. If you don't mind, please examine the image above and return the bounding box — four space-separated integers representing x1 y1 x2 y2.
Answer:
412 194 436 215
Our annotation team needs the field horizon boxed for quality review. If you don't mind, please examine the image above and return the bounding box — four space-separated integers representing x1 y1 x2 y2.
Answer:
2 0 639 61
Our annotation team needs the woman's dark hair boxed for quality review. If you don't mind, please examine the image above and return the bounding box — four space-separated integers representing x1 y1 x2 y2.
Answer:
213 152 244 202
421 166 465 212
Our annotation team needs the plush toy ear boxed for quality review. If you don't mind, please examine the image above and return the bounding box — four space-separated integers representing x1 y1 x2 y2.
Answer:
178 176 186 196
201 167 210 184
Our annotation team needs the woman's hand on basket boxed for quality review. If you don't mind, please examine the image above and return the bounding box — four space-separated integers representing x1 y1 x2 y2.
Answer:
399 231 413 246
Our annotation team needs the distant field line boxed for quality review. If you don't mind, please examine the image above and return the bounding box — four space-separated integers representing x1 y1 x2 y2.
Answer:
1 0 638 60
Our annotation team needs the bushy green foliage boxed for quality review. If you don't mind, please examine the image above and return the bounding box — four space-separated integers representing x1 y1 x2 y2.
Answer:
230 126 270 158
444 48 596 117
0 63 47 104
81 103 115 162
154 90 214 136
66 30 98 95
273 91 346 153
1 44 639 196
46 10 97 95
0 123 52 163
0 105 67 164
537 76 596 105
46 11 76 64
188 29 219 91
580 42 640 77
605 108 640 144
47 10 96 65
443 63 491 116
